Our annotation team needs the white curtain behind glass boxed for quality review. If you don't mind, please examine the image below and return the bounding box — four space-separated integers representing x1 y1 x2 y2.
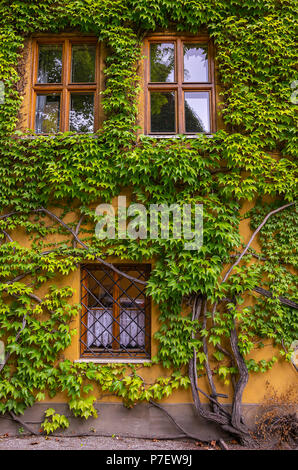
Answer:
87 309 113 348
87 307 145 348
120 309 145 347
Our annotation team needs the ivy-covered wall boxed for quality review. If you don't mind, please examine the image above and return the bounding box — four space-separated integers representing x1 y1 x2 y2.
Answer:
0 0 297 439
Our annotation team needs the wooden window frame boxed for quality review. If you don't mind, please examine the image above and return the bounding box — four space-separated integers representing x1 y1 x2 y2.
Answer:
80 264 151 359
30 36 101 133
144 34 216 135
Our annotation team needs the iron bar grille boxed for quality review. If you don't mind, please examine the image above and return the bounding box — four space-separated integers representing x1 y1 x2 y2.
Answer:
80 264 151 358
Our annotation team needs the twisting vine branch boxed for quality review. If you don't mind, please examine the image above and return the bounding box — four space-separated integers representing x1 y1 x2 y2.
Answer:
1 208 147 285
222 202 296 284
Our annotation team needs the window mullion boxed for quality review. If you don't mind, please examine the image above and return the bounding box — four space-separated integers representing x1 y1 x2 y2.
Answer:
94 42 100 131
30 40 39 130
61 39 70 132
177 38 184 134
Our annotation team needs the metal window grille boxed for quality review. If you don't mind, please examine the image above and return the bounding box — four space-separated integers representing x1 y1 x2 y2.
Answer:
80 264 151 358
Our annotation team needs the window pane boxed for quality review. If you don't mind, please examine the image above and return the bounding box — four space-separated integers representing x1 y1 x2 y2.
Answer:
183 44 208 82
84 267 114 349
150 92 175 133
150 43 175 82
69 94 94 132
118 268 146 348
35 94 60 133
37 45 62 83
184 92 210 133
81 265 150 356
71 45 96 82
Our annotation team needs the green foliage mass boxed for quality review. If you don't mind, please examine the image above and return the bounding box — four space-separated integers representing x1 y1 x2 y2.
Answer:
0 0 297 429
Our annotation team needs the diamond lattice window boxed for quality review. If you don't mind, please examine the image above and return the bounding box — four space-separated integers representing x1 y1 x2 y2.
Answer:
80 264 151 358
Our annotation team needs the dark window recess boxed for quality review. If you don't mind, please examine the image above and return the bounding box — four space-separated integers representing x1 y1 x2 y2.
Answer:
150 91 176 133
80 264 151 358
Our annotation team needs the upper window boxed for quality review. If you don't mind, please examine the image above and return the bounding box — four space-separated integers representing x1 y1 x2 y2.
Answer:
30 37 100 134
80 264 151 359
144 35 215 135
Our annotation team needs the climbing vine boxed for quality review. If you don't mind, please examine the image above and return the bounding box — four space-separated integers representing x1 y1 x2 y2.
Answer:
0 0 297 446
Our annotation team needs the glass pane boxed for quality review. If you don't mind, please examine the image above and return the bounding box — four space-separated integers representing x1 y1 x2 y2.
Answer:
71 45 96 82
150 92 175 133
119 268 146 349
35 94 60 133
86 269 114 308
37 45 62 83
184 92 210 133
150 43 175 82
85 268 114 349
183 44 208 82
69 94 94 132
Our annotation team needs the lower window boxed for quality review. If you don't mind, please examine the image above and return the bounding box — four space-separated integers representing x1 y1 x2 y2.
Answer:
80 264 151 358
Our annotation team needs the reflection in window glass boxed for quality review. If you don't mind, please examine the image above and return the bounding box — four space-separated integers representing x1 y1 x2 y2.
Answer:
150 43 175 82
184 92 210 133
37 45 62 83
71 45 96 82
35 94 60 133
69 94 94 132
183 44 208 82
150 92 175 133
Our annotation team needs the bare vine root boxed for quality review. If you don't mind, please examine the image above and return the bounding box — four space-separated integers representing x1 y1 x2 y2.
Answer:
188 295 256 448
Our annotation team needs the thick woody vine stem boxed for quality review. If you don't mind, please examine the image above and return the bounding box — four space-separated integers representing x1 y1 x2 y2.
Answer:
228 302 250 433
253 286 298 309
189 202 297 444
149 399 203 441
8 412 39 436
188 294 255 445
73 214 85 250
201 298 221 414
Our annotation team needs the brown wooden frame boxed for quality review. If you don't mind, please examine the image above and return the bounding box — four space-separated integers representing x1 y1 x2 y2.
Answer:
144 34 216 135
30 36 101 133
80 264 151 359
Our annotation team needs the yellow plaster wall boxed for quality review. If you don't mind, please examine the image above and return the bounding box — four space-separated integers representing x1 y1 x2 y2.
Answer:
9 199 297 406
10 35 298 406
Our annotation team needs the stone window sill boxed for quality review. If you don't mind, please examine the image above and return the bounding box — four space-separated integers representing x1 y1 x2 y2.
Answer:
74 358 152 364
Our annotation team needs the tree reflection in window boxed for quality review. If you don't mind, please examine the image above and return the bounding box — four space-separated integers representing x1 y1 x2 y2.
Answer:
146 37 214 134
69 94 94 132
183 44 208 82
184 92 210 133
37 45 62 84
35 94 60 133
150 43 175 82
71 45 96 83
150 92 175 133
